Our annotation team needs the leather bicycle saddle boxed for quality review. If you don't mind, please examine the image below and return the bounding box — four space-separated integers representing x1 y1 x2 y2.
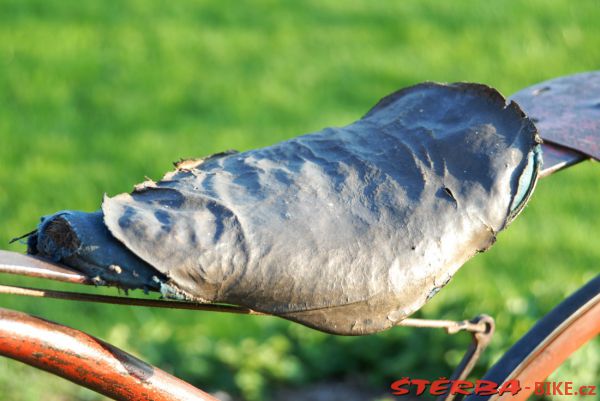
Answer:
26 82 541 335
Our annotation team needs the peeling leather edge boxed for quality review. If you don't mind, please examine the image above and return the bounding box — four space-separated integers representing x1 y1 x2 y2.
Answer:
100 194 210 304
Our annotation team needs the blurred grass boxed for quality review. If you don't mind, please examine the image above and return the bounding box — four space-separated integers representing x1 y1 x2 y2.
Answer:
0 0 598 400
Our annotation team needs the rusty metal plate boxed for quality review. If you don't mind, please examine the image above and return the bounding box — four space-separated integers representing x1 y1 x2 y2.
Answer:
510 71 600 160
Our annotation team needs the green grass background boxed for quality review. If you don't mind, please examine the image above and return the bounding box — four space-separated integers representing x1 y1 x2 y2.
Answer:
0 1 598 400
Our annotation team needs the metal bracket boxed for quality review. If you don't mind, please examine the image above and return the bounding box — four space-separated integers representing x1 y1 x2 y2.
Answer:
397 314 495 401
441 315 495 401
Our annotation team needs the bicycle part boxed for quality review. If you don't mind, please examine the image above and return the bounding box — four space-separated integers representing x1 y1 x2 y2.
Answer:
0 283 264 314
538 143 586 178
441 315 496 401
0 250 90 284
397 316 490 334
0 253 509 336
0 253 501 330
465 274 600 401
510 70 600 160
0 71 597 399
0 72 596 333
395 315 496 401
7 72 600 335
0 307 218 401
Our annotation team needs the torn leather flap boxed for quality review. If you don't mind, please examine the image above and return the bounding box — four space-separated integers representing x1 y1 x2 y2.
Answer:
99 82 541 335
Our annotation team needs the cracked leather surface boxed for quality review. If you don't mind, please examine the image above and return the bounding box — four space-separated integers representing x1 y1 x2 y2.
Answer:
30 82 541 335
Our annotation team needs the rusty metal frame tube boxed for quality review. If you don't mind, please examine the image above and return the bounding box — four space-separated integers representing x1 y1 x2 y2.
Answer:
0 307 217 401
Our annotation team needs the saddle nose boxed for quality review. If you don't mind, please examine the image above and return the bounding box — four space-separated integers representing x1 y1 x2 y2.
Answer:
29 210 163 292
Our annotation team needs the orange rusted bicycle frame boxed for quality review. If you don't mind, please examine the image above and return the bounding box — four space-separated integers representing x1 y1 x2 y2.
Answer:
0 308 217 401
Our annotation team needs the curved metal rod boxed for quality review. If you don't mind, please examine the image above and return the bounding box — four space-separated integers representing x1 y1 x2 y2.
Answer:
397 317 490 334
0 307 218 401
0 250 267 314
0 283 265 315
0 250 91 284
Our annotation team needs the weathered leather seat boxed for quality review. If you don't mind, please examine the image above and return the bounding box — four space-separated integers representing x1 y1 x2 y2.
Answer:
28 82 541 335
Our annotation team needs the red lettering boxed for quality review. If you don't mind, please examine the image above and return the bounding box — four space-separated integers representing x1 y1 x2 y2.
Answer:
552 381 564 395
450 380 474 395
498 380 522 396
390 378 597 398
564 382 573 395
474 380 498 396
534 382 547 395
411 379 430 395
430 378 450 396
390 378 411 396
580 385 596 396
